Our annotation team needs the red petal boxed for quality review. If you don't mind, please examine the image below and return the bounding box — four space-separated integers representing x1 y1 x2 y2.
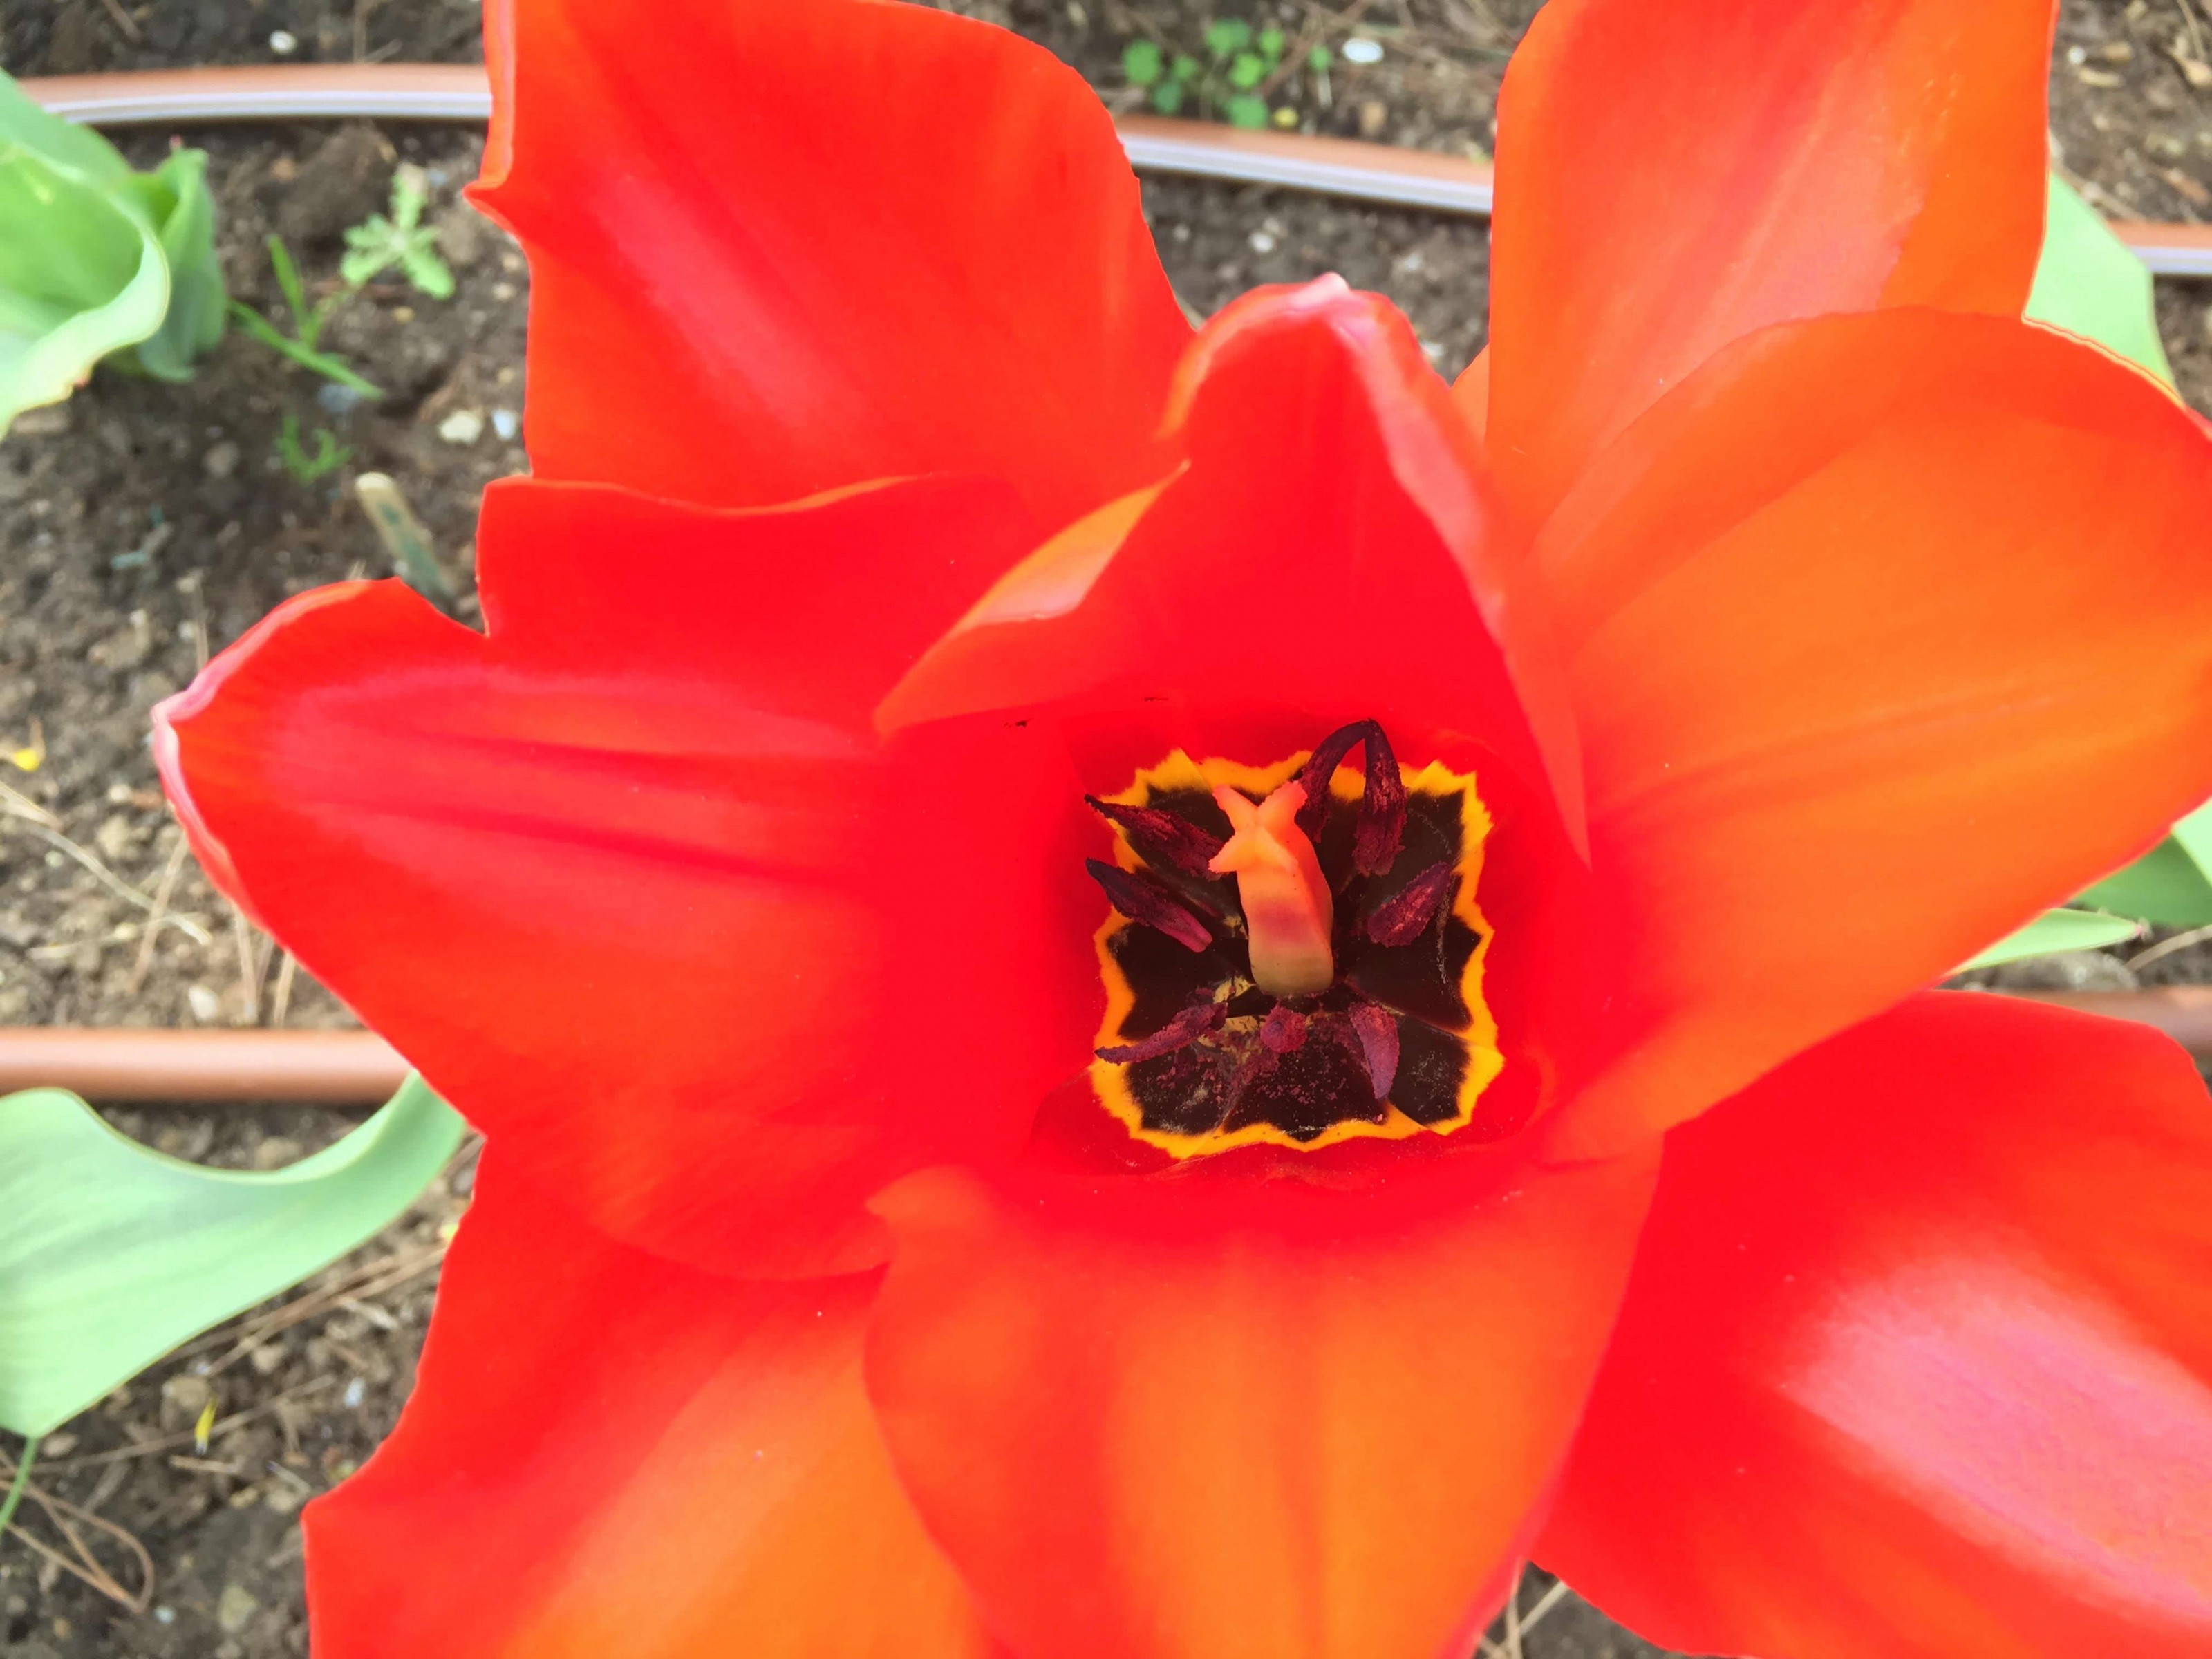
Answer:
1538 310 2212 1155
1540 992 2212 1658
475 0 1188 529
156 478 1100 1276
307 1155 997 1658
864 1141 1657 1659
881 277 1584 845
1481 0 2051 529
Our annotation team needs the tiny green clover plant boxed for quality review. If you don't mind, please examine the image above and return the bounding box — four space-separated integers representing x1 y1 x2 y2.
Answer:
229 167 457 400
0 70 225 437
1124 19 1286 127
0 1074 464 1470
1960 177 2207 969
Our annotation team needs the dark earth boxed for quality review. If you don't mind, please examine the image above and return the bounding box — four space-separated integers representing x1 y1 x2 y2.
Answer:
3 1 2210 1656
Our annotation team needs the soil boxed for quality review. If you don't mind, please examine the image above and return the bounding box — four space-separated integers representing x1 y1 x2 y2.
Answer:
3 4 2210 1658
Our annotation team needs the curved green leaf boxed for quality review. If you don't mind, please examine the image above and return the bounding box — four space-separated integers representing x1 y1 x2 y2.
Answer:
1958 906 2141 972
0 1075 465 1438
2025 171 2175 386
2077 832 2212 929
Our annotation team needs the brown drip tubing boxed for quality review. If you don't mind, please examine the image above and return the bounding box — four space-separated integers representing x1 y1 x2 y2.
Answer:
17 64 2212 275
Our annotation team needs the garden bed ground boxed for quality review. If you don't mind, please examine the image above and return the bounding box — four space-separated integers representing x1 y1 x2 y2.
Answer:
3 3 2210 1657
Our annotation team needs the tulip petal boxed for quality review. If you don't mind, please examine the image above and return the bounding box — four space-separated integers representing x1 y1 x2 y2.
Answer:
307 1155 996 1659
882 277 1584 849
1480 0 2051 529
155 477 1101 1277
1539 992 2212 1659
1539 309 2212 1154
475 0 1189 529
865 1141 1656 1659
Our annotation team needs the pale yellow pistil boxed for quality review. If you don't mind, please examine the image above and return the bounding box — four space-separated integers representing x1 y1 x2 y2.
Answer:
1209 780 1334 997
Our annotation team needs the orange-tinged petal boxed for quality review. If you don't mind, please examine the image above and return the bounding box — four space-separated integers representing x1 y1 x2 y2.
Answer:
156 477 1100 1277
1540 992 2212 1658
1479 0 2052 529
864 1142 1657 1659
883 278 1584 850
1537 309 2212 1155
476 0 1189 527
306 1155 997 1659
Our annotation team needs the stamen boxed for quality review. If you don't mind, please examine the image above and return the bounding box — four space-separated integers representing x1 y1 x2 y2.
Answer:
1293 719 1407 876
1085 859 1213 953
1096 1000 1225 1064
1085 796 1226 874
1208 781 1335 997
1346 1002 1400 1100
1259 1005 1309 1053
1365 861 1455 947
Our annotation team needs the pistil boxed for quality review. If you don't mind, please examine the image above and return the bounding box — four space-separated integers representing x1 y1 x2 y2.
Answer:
1209 780 1335 997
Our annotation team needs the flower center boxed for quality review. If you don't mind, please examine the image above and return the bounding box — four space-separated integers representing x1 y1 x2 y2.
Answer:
1083 720 1503 1158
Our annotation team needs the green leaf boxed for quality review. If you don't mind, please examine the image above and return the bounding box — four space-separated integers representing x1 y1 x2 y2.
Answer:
398 240 455 301
1958 907 2141 972
0 139 167 435
1225 94 1270 129
0 1074 465 1438
120 148 224 381
1204 19 1252 57
1151 79 1188 115
2076 827 2212 928
1308 43 1335 71
2171 798 2212 885
225 298 383 397
0 72 223 429
2025 171 2175 386
1171 54 1203 82
1123 39 1163 85
1228 52 1266 89
1258 26 1285 61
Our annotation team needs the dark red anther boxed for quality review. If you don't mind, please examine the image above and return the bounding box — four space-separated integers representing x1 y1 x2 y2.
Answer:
1259 1004 1309 1053
1346 1002 1400 1100
1293 719 1408 876
1096 1000 1225 1064
1085 859 1213 953
1085 796 1226 875
1365 861 1455 947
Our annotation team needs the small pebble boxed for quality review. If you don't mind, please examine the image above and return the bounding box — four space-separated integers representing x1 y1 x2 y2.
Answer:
1358 99 1388 140
216 1584 259 1635
186 984 221 1023
202 440 240 480
1248 230 1277 254
154 1608 176 1626
438 409 486 446
342 1377 366 1409
490 408 521 441
1342 36 1384 64
319 382 369 417
268 29 297 55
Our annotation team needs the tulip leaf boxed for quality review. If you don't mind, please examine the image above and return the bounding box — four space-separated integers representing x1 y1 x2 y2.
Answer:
2074 823 2212 928
1958 906 2141 972
2171 798 2212 884
0 1074 465 1438
2024 171 2175 386
0 69 223 434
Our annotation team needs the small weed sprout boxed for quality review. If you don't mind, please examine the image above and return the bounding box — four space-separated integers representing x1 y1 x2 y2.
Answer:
229 167 456 399
276 410 352 485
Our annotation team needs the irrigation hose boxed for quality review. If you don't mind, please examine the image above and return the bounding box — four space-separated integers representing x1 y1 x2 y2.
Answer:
21 64 2212 274
6 65 2210 1100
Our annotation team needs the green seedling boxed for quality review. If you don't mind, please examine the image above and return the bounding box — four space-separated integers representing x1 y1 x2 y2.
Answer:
340 168 455 300
227 231 382 397
1123 17 1288 127
0 69 225 436
276 408 352 484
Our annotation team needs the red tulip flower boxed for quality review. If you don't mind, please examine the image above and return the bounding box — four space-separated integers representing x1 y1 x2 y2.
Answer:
153 0 2212 1653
